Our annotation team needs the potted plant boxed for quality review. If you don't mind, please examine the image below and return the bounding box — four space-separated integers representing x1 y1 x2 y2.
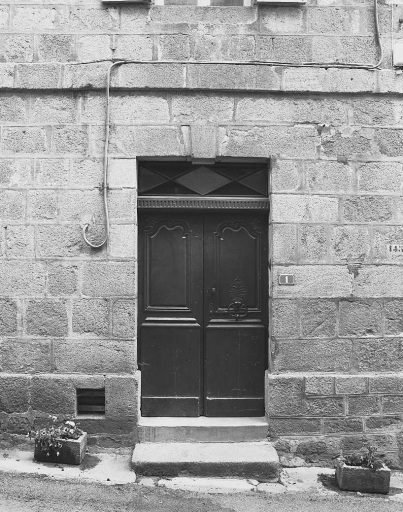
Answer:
335 443 391 494
30 419 87 465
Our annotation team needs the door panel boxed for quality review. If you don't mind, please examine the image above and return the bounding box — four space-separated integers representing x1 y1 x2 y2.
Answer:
203 214 267 417
138 214 203 416
138 211 267 417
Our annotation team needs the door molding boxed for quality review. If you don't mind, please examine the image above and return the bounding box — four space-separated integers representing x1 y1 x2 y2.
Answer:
138 197 269 210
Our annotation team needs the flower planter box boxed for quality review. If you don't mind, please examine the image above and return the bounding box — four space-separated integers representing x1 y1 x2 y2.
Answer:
335 459 391 494
34 432 87 465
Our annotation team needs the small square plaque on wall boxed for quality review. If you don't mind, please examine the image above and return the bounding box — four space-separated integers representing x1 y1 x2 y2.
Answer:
278 274 295 285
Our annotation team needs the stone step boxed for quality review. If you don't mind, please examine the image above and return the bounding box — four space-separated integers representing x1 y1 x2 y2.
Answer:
131 442 279 481
137 416 268 443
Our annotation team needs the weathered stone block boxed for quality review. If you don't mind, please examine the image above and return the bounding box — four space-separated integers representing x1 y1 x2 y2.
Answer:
5 226 35 258
269 418 321 436
353 338 403 372
58 190 103 223
261 6 304 33
0 159 32 187
301 299 337 338
335 376 367 395
112 300 136 338
0 375 30 413
31 376 76 415
108 159 136 189
3 34 34 63
158 35 191 61
110 95 170 124
12 6 69 31
366 416 403 431
37 35 75 62
259 36 310 64
63 62 110 89
110 126 186 157
71 6 119 31
272 195 338 223
54 126 88 155
342 196 394 223
221 126 319 159
299 224 328 263
106 375 138 419
0 95 27 123
376 129 403 157
191 125 216 160
348 396 380 416
358 162 403 194
305 397 345 417
324 418 363 434
27 190 58 220
369 375 399 394
72 299 109 337
322 129 374 159
77 35 112 62
353 266 403 297
36 225 104 258
305 376 334 396
82 262 136 297
383 396 403 415
272 224 298 264
0 191 24 221
384 300 403 336
272 299 299 339
53 339 135 374
266 375 305 417
339 300 382 337
273 265 353 298
108 191 136 222
31 95 77 124
15 64 61 89
70 159 103 188
274 339 352 372
330 226 370 263
47 263 78 296
353 99 396 126
0 261 46 296
187 64 280 91
119 64 186 89
270 160 301 192
0 299 17 335
150 6 257 26
307 7 359 34
172 94 234 124
0 338 51 374
109 224 136 258
295 440 329 463
26 299 68 337
2 127 49 154
35 159 69 186
305 160 353 193
0 64 15 88
0 5 9 28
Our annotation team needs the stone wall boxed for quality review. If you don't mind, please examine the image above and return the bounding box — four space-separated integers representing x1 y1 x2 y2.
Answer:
1 0 403 459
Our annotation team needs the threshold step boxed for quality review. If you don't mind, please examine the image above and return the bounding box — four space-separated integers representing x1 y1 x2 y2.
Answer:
138 416 268 443
132 441 279 481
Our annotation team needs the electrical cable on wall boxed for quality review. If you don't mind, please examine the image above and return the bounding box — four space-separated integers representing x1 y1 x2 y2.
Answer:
82 0 383 247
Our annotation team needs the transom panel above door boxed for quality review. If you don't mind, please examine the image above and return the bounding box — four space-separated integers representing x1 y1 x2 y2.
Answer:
138 211 268 417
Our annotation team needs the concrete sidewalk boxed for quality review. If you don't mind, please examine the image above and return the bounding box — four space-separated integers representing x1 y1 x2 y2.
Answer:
1 444 403 500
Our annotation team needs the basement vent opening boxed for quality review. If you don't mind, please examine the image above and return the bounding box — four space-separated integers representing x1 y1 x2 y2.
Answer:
77 389 105 415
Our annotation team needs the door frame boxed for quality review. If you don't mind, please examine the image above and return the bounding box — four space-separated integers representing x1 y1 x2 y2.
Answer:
135 157 271 418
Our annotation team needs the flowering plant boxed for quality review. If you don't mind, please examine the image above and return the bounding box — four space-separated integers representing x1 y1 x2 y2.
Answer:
30 419 83 458
339 443 384 470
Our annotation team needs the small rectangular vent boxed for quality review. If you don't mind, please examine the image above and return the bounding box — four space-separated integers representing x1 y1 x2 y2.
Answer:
77 389 105 415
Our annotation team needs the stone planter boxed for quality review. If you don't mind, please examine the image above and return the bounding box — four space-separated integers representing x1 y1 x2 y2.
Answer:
34 432 87 465
335 458 391 494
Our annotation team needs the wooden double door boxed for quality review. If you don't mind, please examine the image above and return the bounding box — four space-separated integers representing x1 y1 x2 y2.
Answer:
138 211 268 417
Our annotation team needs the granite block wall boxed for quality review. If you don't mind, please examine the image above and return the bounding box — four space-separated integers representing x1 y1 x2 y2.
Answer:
0 0 403 459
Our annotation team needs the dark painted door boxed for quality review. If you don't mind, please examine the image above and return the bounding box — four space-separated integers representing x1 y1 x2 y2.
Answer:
138 212 267 417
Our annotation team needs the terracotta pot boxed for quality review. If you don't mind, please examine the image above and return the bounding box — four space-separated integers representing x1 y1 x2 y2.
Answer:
335 458 391 494
34 432 87 465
